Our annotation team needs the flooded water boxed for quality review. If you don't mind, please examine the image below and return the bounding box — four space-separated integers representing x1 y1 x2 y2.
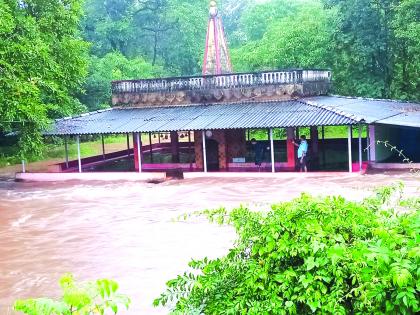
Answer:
0 173 418 314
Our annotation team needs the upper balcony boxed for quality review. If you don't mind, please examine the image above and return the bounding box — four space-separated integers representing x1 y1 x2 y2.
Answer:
111 69 332 108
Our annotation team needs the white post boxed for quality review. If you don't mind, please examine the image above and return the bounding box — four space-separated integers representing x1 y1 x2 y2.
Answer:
77 135 82 173
347 126 352 173
64 137 69 168
136 132 142 173
202 131 207 173
21 160 26 173
358 124 362 173
101 135 105 160
368 125 376 162
270 128 275 173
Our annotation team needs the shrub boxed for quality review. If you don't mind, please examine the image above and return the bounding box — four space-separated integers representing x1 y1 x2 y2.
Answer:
155 186 419 314
14 274 130 315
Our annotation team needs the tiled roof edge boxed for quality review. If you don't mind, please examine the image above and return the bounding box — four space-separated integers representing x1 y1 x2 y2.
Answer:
303 100 364 123
329 94 420 105
56 108 113 122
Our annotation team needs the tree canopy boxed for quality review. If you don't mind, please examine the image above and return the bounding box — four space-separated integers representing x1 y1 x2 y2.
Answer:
0 0 89 157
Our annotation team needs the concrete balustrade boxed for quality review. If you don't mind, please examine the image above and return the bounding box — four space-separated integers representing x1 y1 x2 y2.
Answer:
112 69 331 94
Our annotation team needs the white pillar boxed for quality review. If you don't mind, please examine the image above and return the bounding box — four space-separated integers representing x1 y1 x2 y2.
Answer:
202 131 207 173
347 126 352 173
21 160 26 173
101 135 105 160
270 128 275 173
136 132 142 173
77 135 82 173
358 124 362 172
368 125 376 162
64 137 69 168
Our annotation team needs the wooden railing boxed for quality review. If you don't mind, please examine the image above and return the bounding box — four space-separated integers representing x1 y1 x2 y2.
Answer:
112 69 331 94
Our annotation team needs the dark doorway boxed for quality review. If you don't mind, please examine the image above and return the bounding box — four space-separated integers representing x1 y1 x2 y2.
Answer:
206 139 219 171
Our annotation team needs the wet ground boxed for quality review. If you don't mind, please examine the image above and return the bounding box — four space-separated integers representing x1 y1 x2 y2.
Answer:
0 172 419 314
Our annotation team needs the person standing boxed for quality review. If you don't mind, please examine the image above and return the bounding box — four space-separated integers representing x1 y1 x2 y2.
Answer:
293 135 308 172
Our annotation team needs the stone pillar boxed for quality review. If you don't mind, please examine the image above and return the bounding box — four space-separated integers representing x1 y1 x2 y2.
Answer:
194 131 204 170
216 130 227 170
170 131 179 163
368 125 376 162
286 128 296 169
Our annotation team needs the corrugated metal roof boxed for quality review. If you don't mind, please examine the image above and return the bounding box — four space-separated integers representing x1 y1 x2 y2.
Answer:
45 100 362 136
304 96 420 127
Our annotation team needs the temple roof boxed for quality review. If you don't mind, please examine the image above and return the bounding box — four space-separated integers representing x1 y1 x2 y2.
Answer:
45 99 362 136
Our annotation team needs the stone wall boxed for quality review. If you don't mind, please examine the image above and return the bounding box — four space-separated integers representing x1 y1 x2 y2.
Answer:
111 83 328 108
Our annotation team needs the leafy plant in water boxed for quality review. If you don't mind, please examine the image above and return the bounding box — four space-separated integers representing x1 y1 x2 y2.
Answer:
155 185 419 314
14 274 130 315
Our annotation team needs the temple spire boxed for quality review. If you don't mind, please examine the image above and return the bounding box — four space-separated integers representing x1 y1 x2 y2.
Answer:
202 1 232 75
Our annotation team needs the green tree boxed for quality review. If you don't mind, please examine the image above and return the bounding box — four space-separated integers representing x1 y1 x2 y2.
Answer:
390 0 420 100
80 52 166 110
82 0 135 57
82 0 208 75
324 0 419 101
324 0 399 98
234 0 298 44
231 1 333 71
0 0 89 158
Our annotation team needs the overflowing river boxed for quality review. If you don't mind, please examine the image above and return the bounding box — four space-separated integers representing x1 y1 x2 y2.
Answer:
0 173 418 314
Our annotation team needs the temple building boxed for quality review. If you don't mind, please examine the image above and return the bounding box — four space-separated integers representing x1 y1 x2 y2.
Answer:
45 1 420 175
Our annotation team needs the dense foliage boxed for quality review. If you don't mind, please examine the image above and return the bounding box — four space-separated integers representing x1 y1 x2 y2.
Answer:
155 185 419 314
14 273 130 315
1 0 419 157
0 0 89 158
79 52 165 111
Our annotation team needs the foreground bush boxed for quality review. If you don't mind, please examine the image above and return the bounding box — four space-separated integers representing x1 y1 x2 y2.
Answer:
155 186 419 314
14 274 130 315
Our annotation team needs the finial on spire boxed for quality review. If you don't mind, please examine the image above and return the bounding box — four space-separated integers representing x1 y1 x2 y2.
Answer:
209 1 218 16
203 0 232 75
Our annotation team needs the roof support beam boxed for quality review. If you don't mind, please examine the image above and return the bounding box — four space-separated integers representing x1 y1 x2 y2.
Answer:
358 124 362 173
149 132 153 163
347 126 352 173
270 128 275 173
77 135 82 173
202 131 207 173
64 136 69 169
136 132 142 173
21 160 26 173
368 125 376 162
126 133 130 157
101 135 106 160
188 131 193 171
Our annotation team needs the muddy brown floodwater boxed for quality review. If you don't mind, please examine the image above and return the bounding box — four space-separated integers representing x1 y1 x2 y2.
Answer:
0 173 418 314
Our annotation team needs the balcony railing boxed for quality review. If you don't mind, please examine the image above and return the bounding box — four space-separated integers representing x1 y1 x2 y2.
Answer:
111 69 331 94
